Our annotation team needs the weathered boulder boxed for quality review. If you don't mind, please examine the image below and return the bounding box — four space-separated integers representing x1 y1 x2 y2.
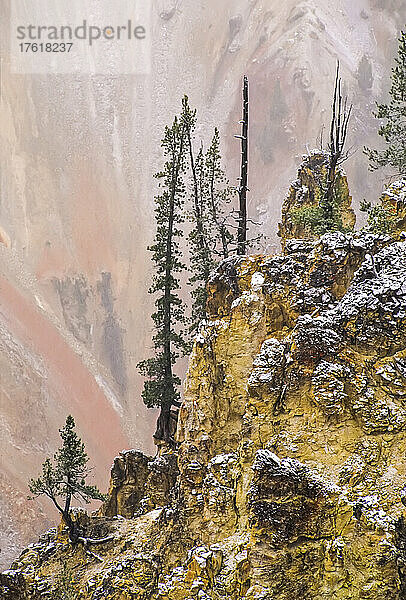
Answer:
101 449 179 518
380 180 406 239
101 449 151 518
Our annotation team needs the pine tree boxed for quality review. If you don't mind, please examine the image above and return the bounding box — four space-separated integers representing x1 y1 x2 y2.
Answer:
360 198 397 235
365 31 406 175
29 416 105 543
186 123 234 334
205 128 234 260
182 96 213 333
187 146 213 333
137 109 188 445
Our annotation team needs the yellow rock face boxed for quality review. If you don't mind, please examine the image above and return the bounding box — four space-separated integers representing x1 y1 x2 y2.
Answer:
2 196 406 599
380 180 406 240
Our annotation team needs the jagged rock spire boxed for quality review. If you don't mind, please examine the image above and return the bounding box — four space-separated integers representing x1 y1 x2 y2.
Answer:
278 152 356 249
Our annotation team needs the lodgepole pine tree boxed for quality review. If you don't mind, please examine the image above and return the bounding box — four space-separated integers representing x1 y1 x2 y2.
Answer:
365 30 406 176
29 416 106 546
186 123 235 333
183 96 234 334
182 96 213 333
138 109 189 445
206 128 234 260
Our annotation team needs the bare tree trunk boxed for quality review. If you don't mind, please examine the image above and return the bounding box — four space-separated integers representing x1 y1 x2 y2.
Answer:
237 76 249 255
325 62 352 222
60 485 79 543
326 63 340 218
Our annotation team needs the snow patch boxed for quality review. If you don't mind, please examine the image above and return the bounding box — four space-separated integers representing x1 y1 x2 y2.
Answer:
251 272 265 291
231 291 259 309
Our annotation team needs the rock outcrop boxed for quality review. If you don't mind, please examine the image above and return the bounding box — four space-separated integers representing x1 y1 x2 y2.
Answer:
380 180 406 240
278 153 356 247
2 179 406 599
101 450 179 519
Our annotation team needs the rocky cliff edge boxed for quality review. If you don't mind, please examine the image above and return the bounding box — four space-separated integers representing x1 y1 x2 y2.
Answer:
1 170 406 600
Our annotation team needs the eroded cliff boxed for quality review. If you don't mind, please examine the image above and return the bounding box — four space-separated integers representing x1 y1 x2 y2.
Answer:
1 0 404 567
1 176 406 599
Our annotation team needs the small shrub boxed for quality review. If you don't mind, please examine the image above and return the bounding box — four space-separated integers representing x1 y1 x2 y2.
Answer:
360 199 397 235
